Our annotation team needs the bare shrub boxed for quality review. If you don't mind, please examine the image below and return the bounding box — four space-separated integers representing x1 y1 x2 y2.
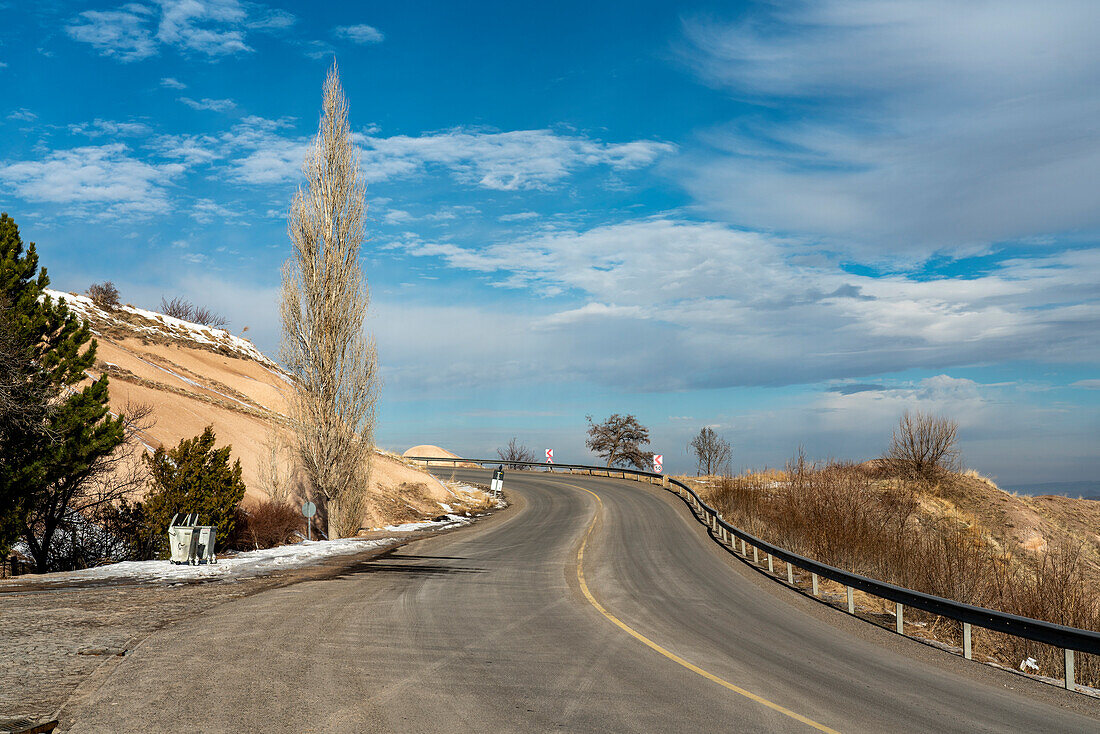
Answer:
883 410 960 487
191 304 228 328
497 436 535 469
689 427 731 476
232 500 303 550
87 281 120 310
159 296 229 328
160 296 193 320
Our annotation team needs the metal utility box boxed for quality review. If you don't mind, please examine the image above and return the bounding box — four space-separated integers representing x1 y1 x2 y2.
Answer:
167 513 217 565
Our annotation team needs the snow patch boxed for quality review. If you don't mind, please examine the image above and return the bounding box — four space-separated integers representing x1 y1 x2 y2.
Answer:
4 537 394 585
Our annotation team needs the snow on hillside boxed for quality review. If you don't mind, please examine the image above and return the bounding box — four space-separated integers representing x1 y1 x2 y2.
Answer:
44 289 287 375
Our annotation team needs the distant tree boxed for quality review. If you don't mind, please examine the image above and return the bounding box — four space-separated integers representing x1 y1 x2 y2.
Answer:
0 213 126 563
159 296 228 328
585 413 652 469
497 436 535 469
281 62 378 539
883 410 961 487
689 427 732 476
160 295 193 320
87 281 120 310
142 426 246 553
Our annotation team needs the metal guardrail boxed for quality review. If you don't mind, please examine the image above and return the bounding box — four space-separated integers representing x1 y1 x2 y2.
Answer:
410 455 1100 692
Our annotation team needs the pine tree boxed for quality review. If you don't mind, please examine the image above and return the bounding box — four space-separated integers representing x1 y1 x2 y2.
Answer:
0 212 125 564
142 426 246 554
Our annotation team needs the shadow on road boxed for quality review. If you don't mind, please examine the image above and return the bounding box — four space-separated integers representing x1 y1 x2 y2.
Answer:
335 552 486 579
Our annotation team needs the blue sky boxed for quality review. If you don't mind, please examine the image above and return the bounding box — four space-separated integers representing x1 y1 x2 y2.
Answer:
2 1 1098 485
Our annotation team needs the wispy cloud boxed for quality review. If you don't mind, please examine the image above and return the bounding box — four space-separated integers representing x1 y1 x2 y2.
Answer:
333 24 384 44
69 119 152 137
0 143 185 219
66 0 256 61
227 125 675 189
160 76 186 89
7 108 37 122
179 96 236 112
678 1 1100 255
395 216 1100 389
66 6 157 61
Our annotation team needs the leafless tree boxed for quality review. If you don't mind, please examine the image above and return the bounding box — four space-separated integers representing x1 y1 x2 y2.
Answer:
585 413 652 469
281 61 379 539
497 436 535 469
883 410 961 487
689 427 731 476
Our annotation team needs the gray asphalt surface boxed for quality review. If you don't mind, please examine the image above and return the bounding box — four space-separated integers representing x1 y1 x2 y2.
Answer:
63 470 1099 732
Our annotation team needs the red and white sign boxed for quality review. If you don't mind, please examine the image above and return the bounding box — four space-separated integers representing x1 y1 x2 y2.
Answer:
652 454 663 473
545 448 554 463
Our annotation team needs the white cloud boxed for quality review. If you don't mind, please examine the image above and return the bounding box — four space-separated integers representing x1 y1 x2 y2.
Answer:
155 0 250 56
191 197 245 223
333 24 384 44
499 211 539 222
179 96 236 112
247 8 295 32
381 209 413 224
0 143 185 219
224 125 675 189
66 6 157 61
1070 379 1100 390
160 76 186 89
69 119 152 137
679 1 1100 254
7 108 36 122
67 0 254 61
395 217 1100 389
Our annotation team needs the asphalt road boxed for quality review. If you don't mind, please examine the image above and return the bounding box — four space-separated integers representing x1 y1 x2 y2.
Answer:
63 469 1099 732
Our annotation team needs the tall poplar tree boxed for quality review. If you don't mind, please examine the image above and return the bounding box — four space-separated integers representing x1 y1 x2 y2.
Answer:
281 63 378 539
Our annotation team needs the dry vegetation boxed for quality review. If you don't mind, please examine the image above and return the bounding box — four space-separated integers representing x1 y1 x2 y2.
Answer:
689 454 1100 687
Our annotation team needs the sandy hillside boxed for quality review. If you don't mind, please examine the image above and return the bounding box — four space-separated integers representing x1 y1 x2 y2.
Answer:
50 290 490 530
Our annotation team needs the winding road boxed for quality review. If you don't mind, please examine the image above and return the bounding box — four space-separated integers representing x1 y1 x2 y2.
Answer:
64 469 1099 732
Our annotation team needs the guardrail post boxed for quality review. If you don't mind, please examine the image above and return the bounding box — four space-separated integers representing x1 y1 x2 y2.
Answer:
1065 650 1075 691
786 562 794 585
753 546 759 564
812 573 819 596
846 586 855 614
740 538 747 556
963 623 972 660
767 553 774 573
896 603 904 633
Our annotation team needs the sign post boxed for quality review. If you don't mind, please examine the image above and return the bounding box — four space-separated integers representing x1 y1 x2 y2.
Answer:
491 465 504 497
302 501 317 541
545 448 554 464
652 454 663 474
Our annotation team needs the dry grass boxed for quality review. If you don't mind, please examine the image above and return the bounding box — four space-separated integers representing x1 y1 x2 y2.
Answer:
699 456 1100 687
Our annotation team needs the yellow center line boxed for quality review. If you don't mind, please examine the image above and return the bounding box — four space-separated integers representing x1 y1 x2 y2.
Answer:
564 481 842 734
